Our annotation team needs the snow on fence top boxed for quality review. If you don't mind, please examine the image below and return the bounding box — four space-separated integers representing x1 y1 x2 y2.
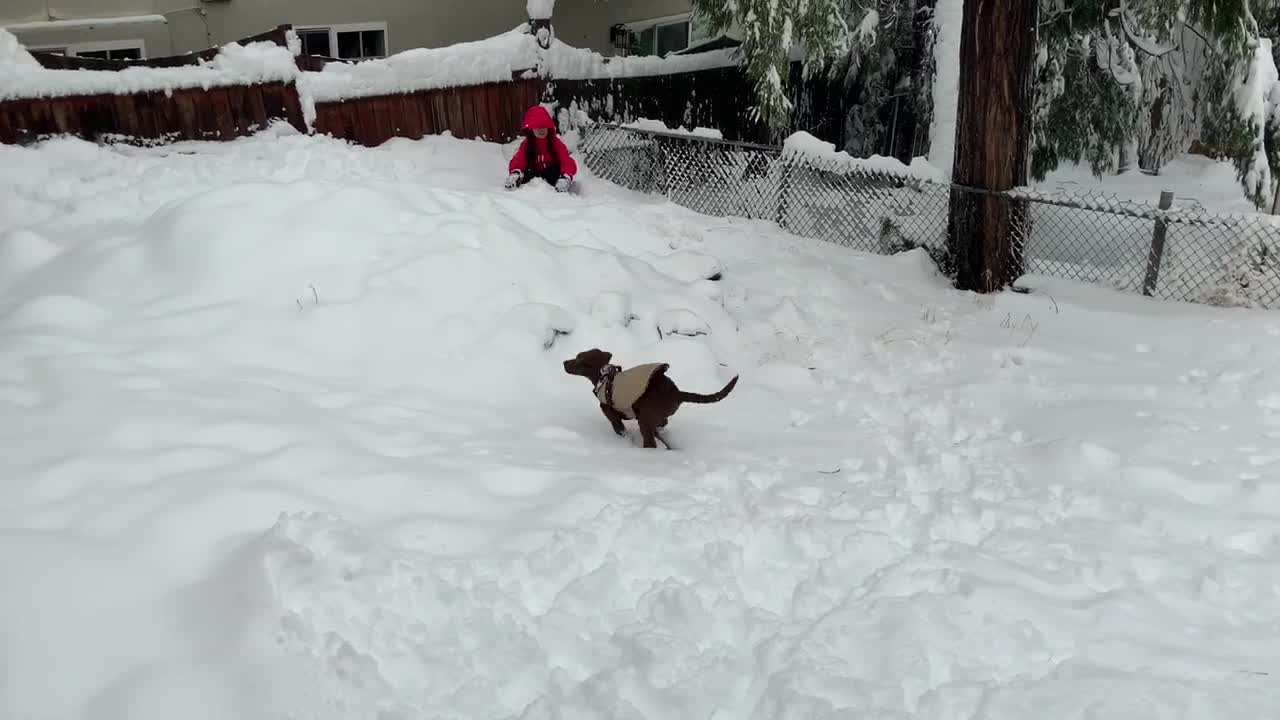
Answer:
300 29 740 103
297 30 535 103
541 40 738 81
621 118 725 139
781 131 948 183
0 30 298 102
2 25 740 105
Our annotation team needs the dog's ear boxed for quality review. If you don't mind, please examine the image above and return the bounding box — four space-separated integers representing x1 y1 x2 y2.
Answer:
580 348 612 367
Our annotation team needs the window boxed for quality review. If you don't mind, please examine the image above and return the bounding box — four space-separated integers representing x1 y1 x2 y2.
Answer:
31 40 146 60
655 21 689 56
295 22 387 60
296 28 331 57
615 12 714 57
77 47 142 61
338 28 385 59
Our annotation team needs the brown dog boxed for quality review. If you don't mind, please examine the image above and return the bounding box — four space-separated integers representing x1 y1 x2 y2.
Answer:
563 348 739 449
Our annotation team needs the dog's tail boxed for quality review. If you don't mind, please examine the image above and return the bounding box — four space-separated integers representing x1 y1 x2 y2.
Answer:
679 375 739 404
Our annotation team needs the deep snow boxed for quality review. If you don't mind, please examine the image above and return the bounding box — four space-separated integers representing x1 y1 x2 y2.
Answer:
2 125 1280 720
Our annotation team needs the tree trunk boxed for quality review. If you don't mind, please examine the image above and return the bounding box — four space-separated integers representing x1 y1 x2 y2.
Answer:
946 0 1038 292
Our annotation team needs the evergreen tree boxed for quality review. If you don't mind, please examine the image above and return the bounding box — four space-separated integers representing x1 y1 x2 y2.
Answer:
690 0 937 157
1031 0 1273 206
825 0 937 159
690 0 857 127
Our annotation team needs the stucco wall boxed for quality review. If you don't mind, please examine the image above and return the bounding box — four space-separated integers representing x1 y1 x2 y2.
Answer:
199 0 527 54
2 16 175 57
553 0 693 55
1 0 51 24
2 0 701 58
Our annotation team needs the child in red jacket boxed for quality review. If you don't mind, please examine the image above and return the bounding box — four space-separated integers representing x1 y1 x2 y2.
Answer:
505 105 578 192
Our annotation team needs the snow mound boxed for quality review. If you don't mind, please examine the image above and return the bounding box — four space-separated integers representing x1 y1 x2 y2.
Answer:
656 308 712 337
2 128 1279 720
589 291 637 327
0 228 61 284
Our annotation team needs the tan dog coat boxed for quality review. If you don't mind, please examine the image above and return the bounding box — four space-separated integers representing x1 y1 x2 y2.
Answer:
596 363 666 419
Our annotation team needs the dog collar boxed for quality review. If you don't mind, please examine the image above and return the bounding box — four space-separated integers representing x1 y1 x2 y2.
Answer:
594 364 620 406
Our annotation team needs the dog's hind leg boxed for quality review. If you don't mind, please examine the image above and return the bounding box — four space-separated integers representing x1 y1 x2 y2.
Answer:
637 419 660 449
654 428 674 450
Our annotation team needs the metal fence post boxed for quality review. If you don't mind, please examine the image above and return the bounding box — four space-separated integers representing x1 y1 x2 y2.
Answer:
654 135 671 197
1142 190 1174 296
775 158 791 229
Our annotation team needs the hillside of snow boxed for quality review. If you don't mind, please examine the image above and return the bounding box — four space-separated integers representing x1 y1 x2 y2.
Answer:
2 126 1279 720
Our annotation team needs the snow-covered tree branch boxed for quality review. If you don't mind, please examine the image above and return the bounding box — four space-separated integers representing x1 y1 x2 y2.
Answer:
691 0 864 127
1032 0 1276 207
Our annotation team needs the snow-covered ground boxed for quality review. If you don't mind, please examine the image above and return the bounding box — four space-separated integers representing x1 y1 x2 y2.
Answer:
1032 154 1266 215
2 125 1280 720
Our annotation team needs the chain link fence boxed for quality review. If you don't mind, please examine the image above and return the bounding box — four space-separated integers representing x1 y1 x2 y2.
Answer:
576 122 1280 309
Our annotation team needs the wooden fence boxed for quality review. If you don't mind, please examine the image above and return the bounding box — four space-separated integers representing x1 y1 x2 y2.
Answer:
0 82 306 146
0 21 549 148
1 25 313 146
313 79 544 146
0 25 861 154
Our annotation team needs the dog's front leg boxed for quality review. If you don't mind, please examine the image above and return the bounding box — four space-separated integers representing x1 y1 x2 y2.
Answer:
599 403 627 436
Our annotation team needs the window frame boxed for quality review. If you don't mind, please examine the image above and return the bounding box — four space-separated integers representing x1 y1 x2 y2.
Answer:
294 21 389 60
28 39 147 60
617 12 706 57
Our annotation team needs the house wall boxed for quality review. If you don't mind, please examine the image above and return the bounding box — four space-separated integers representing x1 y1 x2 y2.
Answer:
0 1 204 56
0 0 526 55
2 0 702 59
197 0 523 55
1 15 176 57
552 0 694 54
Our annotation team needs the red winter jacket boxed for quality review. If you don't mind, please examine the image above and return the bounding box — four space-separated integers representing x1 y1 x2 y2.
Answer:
508 105 578 179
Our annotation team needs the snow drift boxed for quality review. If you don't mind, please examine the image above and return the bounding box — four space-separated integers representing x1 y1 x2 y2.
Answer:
1 124 1279 720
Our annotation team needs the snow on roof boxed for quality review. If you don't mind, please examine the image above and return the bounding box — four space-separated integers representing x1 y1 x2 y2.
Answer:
3 14 167 32
0 30 298 102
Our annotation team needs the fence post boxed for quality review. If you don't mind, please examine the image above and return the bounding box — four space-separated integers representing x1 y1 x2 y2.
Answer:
1142 189 1174 296
775 158 791 229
